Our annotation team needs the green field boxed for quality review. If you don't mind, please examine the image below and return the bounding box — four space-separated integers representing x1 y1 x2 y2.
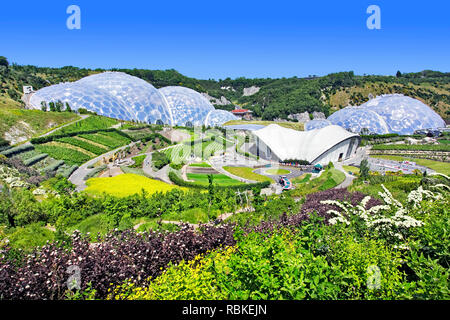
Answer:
189 162 211 167
265 168 291 175
51 115 118 135
343 165 360 176
223 166 273 182
85 173 184 197
371 155 450 175
186 173 243 186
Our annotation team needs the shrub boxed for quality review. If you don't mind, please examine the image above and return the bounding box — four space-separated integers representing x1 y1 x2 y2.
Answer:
0 144 34 157
23 153 48 166
42 160 65 173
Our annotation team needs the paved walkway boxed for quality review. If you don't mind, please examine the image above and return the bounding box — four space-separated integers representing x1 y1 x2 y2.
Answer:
69 141 137 191
333 162 356 189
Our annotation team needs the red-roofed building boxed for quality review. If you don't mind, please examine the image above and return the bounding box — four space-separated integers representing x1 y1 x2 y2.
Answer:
231 107 253 120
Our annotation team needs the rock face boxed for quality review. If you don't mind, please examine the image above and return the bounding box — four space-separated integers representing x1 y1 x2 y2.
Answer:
201 93 232 106
288 112 310 123
312 111 326 119
4 121 35 145
242 86 260 96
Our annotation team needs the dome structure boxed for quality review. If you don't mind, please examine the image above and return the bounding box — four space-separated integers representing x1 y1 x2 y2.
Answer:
159 86 215 126
305 119 333 131
204 109 238 127
76 72 173 124
29 82 135 120
361 94 446 135
328 107 390 134
29 72 236 127
326 94 446 135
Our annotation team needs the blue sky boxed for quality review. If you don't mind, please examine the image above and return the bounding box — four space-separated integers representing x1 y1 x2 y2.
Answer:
1 0 449 79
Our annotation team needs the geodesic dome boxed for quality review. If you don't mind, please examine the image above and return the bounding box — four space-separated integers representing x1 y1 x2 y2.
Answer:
76 72 173 124
30 72 240 127
328 107 390 134
29 82 135 120
204 109 238 127
305 119 333 131
361 94 446 135
159 86 215 126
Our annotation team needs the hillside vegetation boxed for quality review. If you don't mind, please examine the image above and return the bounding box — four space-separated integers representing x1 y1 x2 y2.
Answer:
1 60 449 129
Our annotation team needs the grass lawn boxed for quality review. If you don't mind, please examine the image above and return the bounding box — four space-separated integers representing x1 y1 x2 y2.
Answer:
288 168 345 197
186 173 243 186
291 173 312 184
223 166 273 182
371 155 450 175
265 168 291 175
130 154 146 168
189 162 211 167
343 165 360 176
85 173 183 197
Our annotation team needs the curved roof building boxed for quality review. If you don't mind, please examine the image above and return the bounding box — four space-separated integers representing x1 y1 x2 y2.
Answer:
327 94 445 135
29 72 237 126
252 124 360 165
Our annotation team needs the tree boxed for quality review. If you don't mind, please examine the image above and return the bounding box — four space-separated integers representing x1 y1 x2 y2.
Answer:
396 70 402 78
40 101 47 112
360 159 370 179
65 102 72 112
49 102 56 112
0 56 8 67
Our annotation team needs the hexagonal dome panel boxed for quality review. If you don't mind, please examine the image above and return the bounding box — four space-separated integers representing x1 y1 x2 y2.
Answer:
29 82 134 120
328 106 390 134
305 119 333 131
76 72 173 124
159 86 215 126
204 109 238 127
361 94 446 135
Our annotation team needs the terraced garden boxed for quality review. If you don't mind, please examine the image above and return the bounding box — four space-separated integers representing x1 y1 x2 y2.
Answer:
34 131 132 165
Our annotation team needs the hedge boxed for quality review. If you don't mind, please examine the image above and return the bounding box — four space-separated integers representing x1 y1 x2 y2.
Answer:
83 164 108 181
60 165 79 178
42 160 65 173
168 171 270 191
0 144 34 157
23 153 48 166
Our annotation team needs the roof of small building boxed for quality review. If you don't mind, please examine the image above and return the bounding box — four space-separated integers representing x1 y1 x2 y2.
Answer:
231 109 253 113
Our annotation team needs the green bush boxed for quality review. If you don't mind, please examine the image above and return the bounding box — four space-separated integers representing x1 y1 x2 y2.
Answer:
0 144 34 157
23 153 48 166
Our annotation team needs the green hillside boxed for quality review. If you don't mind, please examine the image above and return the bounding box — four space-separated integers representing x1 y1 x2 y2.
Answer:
1 57 449 132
